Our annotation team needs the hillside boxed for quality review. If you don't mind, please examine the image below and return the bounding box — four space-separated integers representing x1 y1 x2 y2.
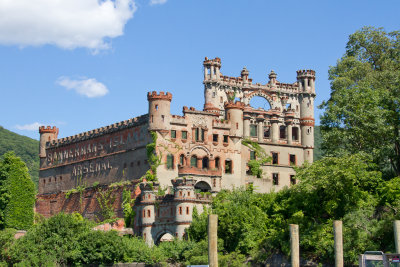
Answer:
0 126 39 189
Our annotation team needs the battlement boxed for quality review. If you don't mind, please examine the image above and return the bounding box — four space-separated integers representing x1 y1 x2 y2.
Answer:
171 177 197 187
203 57 221 66
224 101 245 110
296 69 316 79
39 126 59 134
147 91 172 101
45 114 148 148
212 119 230 129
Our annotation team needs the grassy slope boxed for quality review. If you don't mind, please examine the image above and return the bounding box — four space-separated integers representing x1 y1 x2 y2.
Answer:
0 126 39 189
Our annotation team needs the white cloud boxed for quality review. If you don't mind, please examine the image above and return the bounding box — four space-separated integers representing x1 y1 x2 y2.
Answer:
0 0 137 52
57 77 109 98
150 0 167 5
15 122 44 131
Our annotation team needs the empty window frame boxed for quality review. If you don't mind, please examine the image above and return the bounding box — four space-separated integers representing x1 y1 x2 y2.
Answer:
290 175 296 185
280 125 286 139
289 154 296 166
223 135 229 143
264 126 270 138
250 151 256 160
272 173 279 185
213 134 218 142
179 154 185 166
225 160 232 174
292 127 299 141
191 156 197 167
272 152 279 164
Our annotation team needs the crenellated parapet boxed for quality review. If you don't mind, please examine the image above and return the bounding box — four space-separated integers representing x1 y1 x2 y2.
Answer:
147 91 172 102
296 69 316 80
44 114 148 148
39 126 59 135
224 101 245 110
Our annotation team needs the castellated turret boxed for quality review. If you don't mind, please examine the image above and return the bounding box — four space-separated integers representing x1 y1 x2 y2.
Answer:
297 70 316 163
147 91 172 131
38 126 58 167
139 182 157 245
225 101 244 137
203 57 223 113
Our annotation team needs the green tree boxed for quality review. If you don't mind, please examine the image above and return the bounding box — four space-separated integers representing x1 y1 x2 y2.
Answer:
0 152 35 230
320 26 400 177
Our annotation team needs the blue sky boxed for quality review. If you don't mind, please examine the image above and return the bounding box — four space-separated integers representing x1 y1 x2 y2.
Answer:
0 0 399 140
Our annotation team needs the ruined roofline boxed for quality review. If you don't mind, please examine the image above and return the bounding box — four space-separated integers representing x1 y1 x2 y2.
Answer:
39 126 59 134
45 114 149 149
147 91 172 101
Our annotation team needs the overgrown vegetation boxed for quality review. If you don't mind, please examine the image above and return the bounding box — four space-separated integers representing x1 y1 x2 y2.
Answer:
0 126 39 189
0 152 35 230
242 138 271 178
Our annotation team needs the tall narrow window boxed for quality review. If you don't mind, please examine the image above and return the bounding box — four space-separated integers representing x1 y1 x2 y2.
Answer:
179 154 185 166
161 115 165 122
155 104 158 110
225 160 232 174
290 175 296 185
280 125 286 139
213 134 218 142
201 129 205 141
289 154 296 166
179 207 182 215
186 206 190 215
223 135 229 143
191 156 197 167
250 124 257 137
166 154 174 169
202 157 209 169
272 173 279 185
250 151 256 160
215 157 220 169
272 152 278 164
264 126 270 138
195 128 199 141
292 127 299 141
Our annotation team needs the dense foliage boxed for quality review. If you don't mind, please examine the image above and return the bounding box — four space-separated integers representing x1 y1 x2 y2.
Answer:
0 152 35 230
186 153 400 265
0 126 39 188
320 27 400 177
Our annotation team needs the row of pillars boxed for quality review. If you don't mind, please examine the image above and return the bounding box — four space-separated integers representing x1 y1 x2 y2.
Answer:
208 217 400 267
243 120 297 145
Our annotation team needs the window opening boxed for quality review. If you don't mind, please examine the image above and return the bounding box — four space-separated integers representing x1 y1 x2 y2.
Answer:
272 152 278 164
290 175 296 185
215 157 220 169
280 125 286 139
166 154 174 169
250 151 256 160
202 157 209 169
179 154 185 166
225 160 232 174
213 134 218 142
250 124 257 137
155 104 158 110
273 173 279 185
181 131 187 139
191 156 197 167
171 130 176 139
264 126 270 138
290 154 296 166
292 127 299 141
223 135 228 143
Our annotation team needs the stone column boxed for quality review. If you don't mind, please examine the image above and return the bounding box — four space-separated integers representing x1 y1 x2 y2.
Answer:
186 156 191 166
394 220 400 254
243 118 250 138
271 121 279 143
204 66 208 80
209 159 215 169
258 120 264 142
287 124 292 145
208 214 218 267
290 224 299 267
333 220 343 267
210 66 215 80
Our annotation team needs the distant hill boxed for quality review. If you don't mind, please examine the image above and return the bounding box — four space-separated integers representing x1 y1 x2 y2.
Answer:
314 125 323 161
0 126 39 189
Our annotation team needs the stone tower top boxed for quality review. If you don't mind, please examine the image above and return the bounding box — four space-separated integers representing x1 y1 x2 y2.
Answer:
39 126 59 134
147 91 172 101
296 69 316 80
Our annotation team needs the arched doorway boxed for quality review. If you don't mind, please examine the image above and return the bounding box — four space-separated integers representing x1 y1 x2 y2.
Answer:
156 232 174 244
195 181 211 192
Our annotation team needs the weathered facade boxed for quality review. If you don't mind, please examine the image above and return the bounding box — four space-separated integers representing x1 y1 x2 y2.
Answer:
36 57 315 242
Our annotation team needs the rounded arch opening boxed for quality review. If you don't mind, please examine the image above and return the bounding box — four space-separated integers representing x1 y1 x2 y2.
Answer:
156 232 174 244
195 181 211 193
249 96 271 111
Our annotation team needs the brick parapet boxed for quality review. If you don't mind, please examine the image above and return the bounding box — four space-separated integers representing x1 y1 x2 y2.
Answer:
224 101 245 110
147 91 172 101
39 126 59 134
45 114 148 148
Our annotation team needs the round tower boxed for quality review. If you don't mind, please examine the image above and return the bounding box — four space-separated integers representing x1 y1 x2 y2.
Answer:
147 91 172 131
224 101 244 137
241 67 249 84
38 126 59 167
297 70 316 163
139 182 156 245
172 177 196 239
203 57 222 113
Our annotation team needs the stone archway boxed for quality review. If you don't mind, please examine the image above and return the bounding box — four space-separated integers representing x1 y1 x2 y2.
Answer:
244 90 278 109
195 181 211 192
155 231 175 244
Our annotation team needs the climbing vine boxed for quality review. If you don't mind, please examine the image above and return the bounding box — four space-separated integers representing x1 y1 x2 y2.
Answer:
122 188 135 228
143 131 162 183
242 138 271 178
95 187 116 222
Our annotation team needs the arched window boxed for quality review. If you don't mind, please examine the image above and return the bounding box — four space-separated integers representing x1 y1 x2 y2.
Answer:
202 157 209 169
215 157 220 169
166 154 174 169
225 159 232 174
179 154 185 166
191 156 197 167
